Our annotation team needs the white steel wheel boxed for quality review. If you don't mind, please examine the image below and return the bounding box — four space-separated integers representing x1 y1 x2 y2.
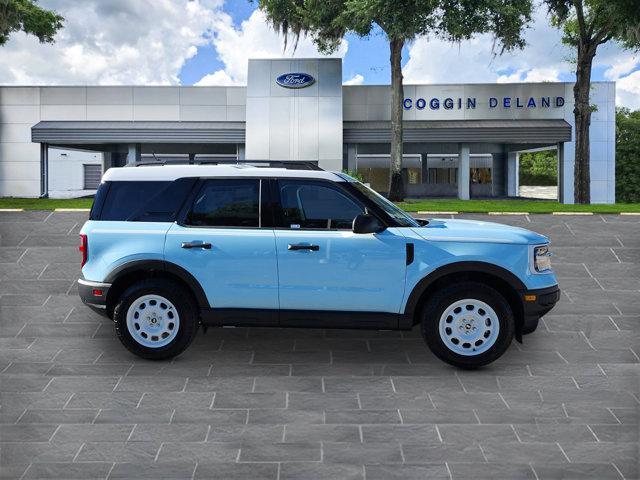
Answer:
438 298 500 356
126 294 180 348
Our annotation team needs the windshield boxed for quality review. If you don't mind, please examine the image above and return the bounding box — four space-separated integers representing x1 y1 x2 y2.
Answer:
351 181 419 228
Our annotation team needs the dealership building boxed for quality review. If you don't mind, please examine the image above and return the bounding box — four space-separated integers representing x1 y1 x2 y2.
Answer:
0 58 616 203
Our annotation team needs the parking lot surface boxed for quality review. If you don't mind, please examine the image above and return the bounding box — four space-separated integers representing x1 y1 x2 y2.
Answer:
0 211 638 479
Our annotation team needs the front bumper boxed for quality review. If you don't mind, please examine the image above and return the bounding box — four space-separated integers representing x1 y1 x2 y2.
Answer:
520 284 560 327
78 278 111 316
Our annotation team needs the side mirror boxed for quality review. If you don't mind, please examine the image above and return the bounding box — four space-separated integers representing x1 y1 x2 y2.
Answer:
353 214 385 234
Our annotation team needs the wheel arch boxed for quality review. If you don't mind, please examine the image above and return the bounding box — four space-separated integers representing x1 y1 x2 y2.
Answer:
403 261 525 341
104 260 209 317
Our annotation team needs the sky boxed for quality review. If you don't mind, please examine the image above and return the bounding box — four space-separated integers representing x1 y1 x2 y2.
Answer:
0 0 638 108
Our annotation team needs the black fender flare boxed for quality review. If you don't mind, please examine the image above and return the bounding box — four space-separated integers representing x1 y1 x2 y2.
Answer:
402 261 526 323
104 260 210 308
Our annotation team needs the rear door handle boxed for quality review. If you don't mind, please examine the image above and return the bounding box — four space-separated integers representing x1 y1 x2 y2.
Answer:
181 241 212 249
288 243 320 251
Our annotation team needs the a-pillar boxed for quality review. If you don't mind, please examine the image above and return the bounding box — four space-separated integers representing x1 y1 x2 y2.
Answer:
457 143 470 200
507 151 519 197
127 144 141 164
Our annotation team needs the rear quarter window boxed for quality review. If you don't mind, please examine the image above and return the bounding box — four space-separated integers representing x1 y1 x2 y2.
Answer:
92 178 196 222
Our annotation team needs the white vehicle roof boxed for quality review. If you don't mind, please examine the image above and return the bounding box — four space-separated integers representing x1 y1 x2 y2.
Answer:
102 164 347 183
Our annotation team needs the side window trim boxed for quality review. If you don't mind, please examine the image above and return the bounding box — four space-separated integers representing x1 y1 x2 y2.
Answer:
179 177 264 230
272 178 369 231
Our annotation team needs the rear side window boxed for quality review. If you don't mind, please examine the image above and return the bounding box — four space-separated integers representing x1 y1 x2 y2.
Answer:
92 178 196 222
98 182 168 221
186 179 260 228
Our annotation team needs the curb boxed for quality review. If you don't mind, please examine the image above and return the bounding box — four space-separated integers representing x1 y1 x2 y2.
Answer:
552 212 594 215
54 208 91 212
488 212 529 215
620 212 640 216
0 208 24 212
417 211 459 215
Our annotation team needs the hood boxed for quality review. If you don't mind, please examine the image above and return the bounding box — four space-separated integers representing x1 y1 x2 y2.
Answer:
411 218 549 245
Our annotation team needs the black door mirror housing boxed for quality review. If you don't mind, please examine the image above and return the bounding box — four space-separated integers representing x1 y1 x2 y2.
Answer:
352 214 385 234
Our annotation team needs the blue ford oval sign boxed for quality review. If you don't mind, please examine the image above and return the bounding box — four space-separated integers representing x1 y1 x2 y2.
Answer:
276 72 315 89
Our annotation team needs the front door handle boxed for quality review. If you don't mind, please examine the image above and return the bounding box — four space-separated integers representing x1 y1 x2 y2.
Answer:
181 241 212 249
288 243 320 251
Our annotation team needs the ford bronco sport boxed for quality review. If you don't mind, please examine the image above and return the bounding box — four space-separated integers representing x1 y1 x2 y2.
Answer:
78 163 559 368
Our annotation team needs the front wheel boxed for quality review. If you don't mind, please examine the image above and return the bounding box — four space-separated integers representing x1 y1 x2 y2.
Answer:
113 278 199 360
420 282 514 368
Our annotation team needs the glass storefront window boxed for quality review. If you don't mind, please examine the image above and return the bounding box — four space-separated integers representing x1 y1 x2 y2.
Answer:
471 168 492 184
407 169 421 185
358 167 390 192
428 168 458 185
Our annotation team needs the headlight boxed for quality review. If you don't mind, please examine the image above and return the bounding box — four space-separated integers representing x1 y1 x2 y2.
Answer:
533 245 552 273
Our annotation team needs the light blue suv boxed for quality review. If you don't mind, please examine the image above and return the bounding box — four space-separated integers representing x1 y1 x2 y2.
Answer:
78 163 559 368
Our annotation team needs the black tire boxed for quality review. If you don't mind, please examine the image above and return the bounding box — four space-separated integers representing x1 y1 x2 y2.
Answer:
113 278 199 360
522 318 539 335
420 281 514 368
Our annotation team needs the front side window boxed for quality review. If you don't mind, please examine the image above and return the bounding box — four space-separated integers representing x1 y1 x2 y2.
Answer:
186 179 260 227
278 180 364 230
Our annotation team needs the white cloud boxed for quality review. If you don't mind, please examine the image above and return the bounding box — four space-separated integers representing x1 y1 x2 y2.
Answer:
196 9 348 86
599 51 640 109
497 67 561 83
343 74 364 85
616 70 640 110
604 54 639 81
195 70 236 86
0 0 224 85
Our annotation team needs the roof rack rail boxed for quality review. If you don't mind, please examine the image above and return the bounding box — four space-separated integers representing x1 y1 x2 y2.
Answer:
129 159 323 171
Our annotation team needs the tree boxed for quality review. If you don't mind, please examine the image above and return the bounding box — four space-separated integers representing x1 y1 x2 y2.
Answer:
615 107 640 203
544 0 640 204
0 0 64 46
258 0 532 200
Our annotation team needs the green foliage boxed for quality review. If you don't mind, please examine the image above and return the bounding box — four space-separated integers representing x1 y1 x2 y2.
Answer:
519 150 558 186
616 108 640 203
0 0 64 45
258 0 533 53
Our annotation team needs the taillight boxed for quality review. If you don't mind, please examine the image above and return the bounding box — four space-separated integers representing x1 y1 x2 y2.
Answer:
79 234 88 267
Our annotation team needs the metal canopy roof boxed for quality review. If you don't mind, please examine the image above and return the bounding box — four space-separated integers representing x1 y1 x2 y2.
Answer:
32 121 246 144
343 119 572 144
32 119 571 145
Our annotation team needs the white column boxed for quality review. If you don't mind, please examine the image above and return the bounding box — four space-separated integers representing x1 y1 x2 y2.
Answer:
457 143 470 200
507 151 519 197
557 142 565 203
127 144 141 164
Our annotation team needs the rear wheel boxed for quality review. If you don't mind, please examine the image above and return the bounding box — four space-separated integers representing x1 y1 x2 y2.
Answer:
420 282 514 368
113 278 199 360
